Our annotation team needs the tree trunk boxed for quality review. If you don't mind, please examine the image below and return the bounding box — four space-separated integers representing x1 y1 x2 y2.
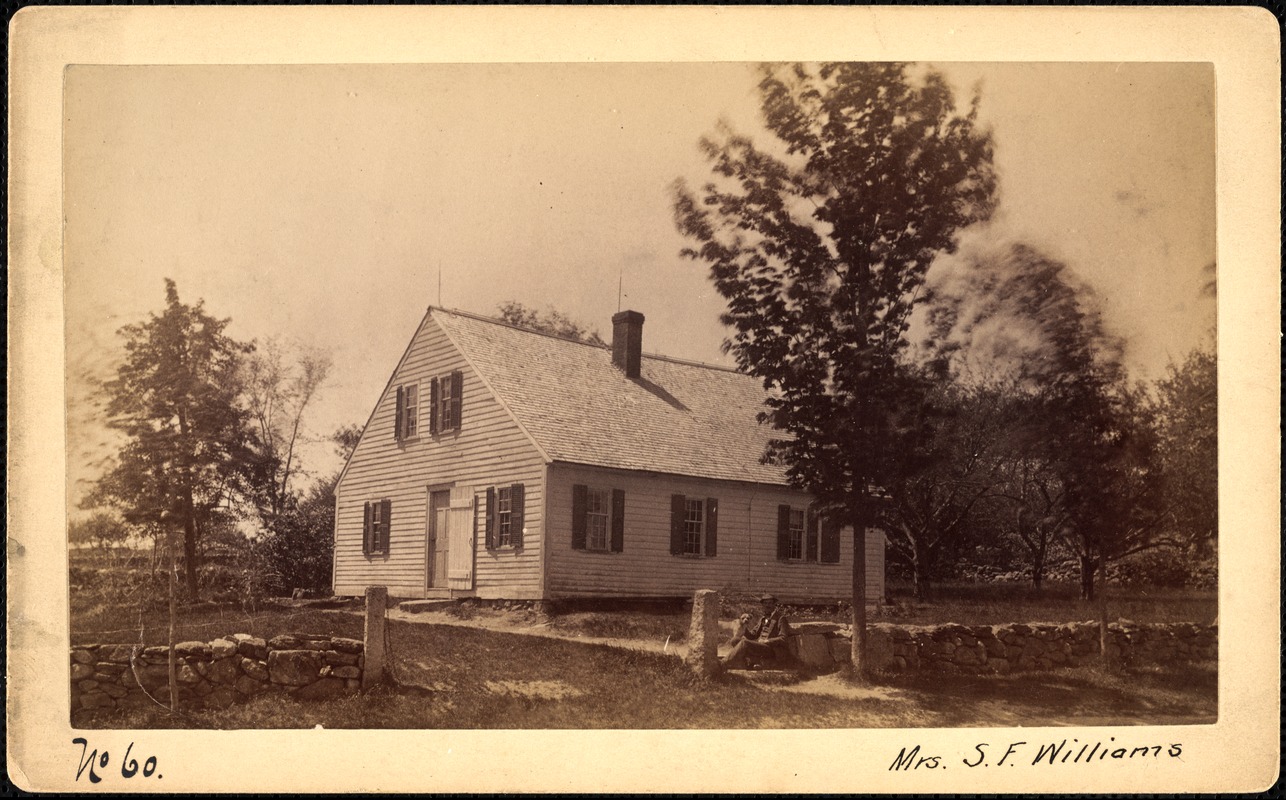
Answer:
1031 554 1044 592
1098 580 1114 672
912 559 931 601
1078 555 1096 601
849 516 868 684
168 530 179 713
182 504 199 601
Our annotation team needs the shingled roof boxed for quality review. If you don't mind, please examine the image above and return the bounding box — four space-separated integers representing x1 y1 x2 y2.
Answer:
432 307 791 486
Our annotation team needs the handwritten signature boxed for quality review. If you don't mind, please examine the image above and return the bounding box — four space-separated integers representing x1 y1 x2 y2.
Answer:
890 739 1184 770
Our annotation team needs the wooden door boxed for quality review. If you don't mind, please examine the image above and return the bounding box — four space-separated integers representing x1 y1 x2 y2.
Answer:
446 486 475 591
427 490 451 589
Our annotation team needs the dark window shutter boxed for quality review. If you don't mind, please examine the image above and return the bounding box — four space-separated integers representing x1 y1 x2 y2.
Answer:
363 501 372 556
704 497 718 557
610 489 625 553
429 377 439 435
380 499 392 553
485 487 496 549
394 386 405 441
820 517 841 563
450 369 464 429
806 510 819 562
510 484 525 548
670 494 686 556
571 484 588 550
776 505 791 561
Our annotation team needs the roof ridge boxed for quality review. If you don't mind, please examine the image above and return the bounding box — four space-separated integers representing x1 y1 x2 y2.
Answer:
430 305 746 376
430 305 609 350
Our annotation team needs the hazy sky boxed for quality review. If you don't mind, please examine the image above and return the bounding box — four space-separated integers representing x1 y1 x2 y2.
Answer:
63 61 1216 503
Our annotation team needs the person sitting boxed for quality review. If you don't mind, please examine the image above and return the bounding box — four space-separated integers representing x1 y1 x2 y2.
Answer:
721 594 793 670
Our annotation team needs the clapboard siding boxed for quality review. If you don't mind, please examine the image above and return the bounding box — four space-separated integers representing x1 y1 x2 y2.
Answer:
334 314 545 599
546 463 884 603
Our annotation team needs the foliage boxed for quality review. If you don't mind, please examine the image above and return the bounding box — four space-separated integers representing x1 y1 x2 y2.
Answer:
87 279 256 600
1150 343 1217 548
496 301 606 345
257 472 337 596
673 62 998 675
241 338 333 538
877 377 1012 598
68 511 132 551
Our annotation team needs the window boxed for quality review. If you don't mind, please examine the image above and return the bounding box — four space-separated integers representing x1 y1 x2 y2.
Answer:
497 487 513 546
393 383 419 441
778 504 840 563
684 498 705 555
670 494 718 557
586 488 610 551
572 485 624 552
363 498 392 556
485 484 525 549
788 508 805 560
430 370 464 434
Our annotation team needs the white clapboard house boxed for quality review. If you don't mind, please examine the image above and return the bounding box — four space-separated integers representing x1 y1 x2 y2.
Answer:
333 307 885 604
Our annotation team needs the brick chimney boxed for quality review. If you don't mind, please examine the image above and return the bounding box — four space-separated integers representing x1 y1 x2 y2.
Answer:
611 310 645 379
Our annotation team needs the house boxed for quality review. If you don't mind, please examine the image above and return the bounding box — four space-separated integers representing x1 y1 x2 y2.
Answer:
333 307 885 605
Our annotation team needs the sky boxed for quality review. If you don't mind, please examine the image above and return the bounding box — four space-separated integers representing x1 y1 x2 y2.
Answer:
63 61 1216 507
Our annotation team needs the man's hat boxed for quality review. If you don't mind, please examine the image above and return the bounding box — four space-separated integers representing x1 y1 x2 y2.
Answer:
758 593 778 603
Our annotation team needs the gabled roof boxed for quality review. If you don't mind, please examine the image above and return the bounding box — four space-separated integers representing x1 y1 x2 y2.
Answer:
432 307 791 486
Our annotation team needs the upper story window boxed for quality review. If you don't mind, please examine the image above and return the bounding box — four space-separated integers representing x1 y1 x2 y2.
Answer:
670 494 718 558
430 370 464 434
394 383 418 441
572 484 625 553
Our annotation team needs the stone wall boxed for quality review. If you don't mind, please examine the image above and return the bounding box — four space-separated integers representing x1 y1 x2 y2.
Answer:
70 633 365 714
777 620 1217 674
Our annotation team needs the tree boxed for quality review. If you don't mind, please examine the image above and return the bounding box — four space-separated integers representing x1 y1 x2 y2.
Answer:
1152 343 1217 548
673 62 998 679
88 279 254 600
257 426 360 596
877 376 1010 599
497 301 606 345
919 243 1130 595
242 338 333 537
68 511 132 553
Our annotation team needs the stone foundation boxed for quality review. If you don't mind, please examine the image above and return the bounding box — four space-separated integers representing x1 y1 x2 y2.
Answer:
70 633 366 715
775 620 1217 674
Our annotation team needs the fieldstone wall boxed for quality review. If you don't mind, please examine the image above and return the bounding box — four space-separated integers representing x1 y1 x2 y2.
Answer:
775 620 1217 674
70 633 365 714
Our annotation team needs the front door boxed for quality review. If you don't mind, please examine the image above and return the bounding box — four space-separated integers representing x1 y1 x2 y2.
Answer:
427 490 451 589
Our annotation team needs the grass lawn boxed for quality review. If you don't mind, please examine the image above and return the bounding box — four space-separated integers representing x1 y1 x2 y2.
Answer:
71 605 1217 730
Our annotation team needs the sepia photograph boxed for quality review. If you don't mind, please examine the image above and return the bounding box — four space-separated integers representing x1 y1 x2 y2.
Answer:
8 5 1279 794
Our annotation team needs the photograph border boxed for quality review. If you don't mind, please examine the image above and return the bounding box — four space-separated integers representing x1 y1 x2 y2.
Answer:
8 5 1281 793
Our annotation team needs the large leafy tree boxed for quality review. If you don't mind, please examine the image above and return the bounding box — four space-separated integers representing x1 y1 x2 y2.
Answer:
673 62 997 678
919 244 1128 594
88 279 255 599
